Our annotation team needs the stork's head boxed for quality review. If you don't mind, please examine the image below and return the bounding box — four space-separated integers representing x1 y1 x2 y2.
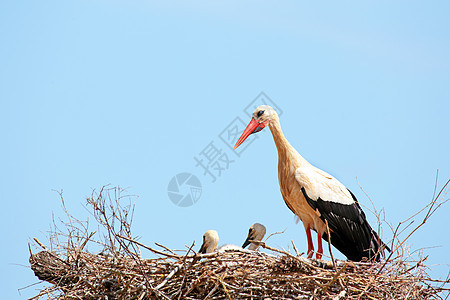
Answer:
199 230 219 254
242 223 267 250
234 105 277 149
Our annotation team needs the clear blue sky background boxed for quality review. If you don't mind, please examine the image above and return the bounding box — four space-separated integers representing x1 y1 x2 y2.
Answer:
1 1 449 298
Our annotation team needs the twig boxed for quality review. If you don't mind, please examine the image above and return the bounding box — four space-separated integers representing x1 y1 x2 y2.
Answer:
325 220 337 272
263 228 286 243
322 263 347 293
155 266 180 290
324 219 345 290
119 235 181 259
26 184 450 300
377 179 450 275
155 242 178 256
33 238 47 250
292 240 300 256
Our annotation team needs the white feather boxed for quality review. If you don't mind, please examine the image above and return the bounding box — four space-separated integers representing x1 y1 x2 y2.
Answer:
294 166 354 205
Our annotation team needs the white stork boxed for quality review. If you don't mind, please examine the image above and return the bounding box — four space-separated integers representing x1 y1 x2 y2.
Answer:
242 223 266 251
199 230 219 254
234 105 388 261
198 230 244 254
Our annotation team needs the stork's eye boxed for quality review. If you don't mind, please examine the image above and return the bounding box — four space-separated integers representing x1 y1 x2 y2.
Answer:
257 110 264 118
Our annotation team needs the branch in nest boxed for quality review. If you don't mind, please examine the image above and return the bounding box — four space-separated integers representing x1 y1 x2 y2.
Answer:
25 183 450 300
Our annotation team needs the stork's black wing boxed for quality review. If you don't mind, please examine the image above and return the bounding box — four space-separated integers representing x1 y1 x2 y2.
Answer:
301 187 385 261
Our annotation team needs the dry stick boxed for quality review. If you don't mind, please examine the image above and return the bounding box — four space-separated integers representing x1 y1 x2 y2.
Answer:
19 281 45 297
33 238 47 250
364 274 387 300
27 286 59 300
325 220 337 272
431 169 440 206
181 241 196 264
31 243 71 267
174 242 197 299
183 267 226 297
119 234 221 261
377 179 450 276
91 188 170 300
401 186 440 225
203 283 219 300
155 265 180 290
214 273 232 300
356 177 380 219
263 228 286 243
28 184 449 299
116 236 168 299
356 177 387 256
332 290 347 300
128 257 170 299
79 231 96 251
322 263 347 293
323 219 346 291
404 256 428 273
291 240 300 256
137 291 146 300
55 189 74 236
249 240 324 271
398 173 448 235
118 235 181 259
442 272 450 300
75 231 96 267
155 242 178 256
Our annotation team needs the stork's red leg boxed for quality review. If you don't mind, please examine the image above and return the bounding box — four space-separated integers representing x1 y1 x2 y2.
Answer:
305 224 314 258
316 232 323 259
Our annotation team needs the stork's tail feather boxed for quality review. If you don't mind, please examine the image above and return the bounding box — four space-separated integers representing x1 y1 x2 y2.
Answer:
368 227 391 260
322 222 389 262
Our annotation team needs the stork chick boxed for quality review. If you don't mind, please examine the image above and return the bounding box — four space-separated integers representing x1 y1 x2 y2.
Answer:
242 223 266 251
198 230 244 254
198 230 219 254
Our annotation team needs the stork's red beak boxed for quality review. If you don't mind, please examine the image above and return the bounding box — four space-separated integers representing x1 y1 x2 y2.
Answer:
234 119 268 149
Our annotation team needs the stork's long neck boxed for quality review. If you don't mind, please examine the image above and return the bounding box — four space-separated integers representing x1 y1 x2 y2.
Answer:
268 116 308 167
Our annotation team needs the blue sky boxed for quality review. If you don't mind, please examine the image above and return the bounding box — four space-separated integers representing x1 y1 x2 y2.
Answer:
1 1 449 298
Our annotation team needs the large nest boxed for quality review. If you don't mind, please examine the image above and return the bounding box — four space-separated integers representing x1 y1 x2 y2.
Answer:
27 183 450 299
